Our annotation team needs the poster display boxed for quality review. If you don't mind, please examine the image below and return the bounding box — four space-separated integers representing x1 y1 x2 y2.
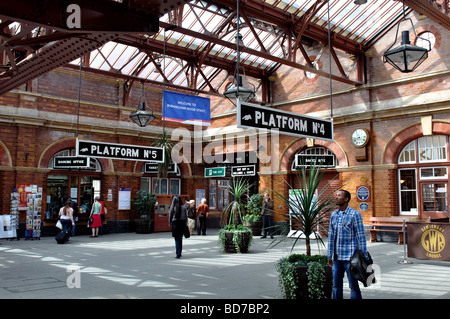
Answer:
118 187 131 210
17 185 38 210
287 189 319 239
196 189 205 206
0 215 15 239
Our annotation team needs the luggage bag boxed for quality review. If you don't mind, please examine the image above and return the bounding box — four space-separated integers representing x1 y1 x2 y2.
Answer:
55 230 70 244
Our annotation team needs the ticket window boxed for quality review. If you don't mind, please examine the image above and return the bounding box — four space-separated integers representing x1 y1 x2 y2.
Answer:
47 149 102 219
46 174 101 218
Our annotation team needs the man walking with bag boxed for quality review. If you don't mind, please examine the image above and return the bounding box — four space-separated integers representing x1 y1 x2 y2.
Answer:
327 189 368 299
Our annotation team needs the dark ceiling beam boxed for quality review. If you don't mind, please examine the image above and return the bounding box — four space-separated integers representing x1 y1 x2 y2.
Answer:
155 22 361 86
403 0 450 30
0 33 118 96
0 0 160 33
65 63 224 98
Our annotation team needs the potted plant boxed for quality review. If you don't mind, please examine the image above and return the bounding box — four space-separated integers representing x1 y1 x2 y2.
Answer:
243 193 263 236
218 177 253 253
271 159 339 299
131 190 157 234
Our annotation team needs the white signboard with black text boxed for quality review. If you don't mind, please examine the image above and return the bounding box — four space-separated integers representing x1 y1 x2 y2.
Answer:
231 165 256 177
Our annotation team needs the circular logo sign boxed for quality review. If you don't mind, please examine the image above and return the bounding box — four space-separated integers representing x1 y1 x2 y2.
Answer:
421 227 445 256
359 202 369 211
356 186 370 201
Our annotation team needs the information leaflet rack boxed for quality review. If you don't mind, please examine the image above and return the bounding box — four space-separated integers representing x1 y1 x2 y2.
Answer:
25 193 42 240
8 192 20 240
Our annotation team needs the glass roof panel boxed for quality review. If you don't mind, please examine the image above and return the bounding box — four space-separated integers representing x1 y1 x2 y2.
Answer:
69 0 409 91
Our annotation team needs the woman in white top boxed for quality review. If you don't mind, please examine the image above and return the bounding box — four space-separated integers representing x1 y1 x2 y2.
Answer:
59 200 75 232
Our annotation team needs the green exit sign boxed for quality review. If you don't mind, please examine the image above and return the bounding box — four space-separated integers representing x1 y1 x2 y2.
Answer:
205 167 226 177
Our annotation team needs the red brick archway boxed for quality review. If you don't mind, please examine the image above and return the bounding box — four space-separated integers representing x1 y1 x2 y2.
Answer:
383 121 450 165
0 140 11 166
280 138 348 171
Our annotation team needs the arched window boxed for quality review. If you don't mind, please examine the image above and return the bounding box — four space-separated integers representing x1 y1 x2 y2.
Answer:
291 146 338 171
398 135 449 219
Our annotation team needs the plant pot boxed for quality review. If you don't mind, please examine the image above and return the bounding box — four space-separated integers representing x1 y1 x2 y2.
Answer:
222 230 252 253
293 265 332 299
134 218 153 234
242 220 262 236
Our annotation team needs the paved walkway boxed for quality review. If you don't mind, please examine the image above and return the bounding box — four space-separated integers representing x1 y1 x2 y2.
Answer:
0 230 450 300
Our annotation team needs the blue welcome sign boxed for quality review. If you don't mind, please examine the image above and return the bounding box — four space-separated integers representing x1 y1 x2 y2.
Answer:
163 91 210 126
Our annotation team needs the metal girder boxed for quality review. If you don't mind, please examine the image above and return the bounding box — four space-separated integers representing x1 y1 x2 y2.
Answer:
65 63 225 98
0 0 160 33
155 21 361 86
403 0 450 30
206 0 366 55
0 32 119 96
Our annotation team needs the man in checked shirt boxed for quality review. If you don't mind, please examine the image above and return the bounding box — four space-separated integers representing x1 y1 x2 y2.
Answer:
327 189 368 299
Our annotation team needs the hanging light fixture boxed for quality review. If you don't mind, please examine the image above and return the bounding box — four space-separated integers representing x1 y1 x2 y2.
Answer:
353 0 367 5
223 0 255 106
383 0 431 73
129 82 156 127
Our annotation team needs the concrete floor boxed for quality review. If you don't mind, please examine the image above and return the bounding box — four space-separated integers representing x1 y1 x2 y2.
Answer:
1 229 449 302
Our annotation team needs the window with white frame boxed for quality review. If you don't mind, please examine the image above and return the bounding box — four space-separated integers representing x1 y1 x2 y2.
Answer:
398 141 416 164
397 135 449 216
418 135 447 163
399 168 418 215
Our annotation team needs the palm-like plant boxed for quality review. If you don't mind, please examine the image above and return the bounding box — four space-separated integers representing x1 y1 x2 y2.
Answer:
271 159 339 256
221 177 252 228
153 130 174 178
219 177 254 253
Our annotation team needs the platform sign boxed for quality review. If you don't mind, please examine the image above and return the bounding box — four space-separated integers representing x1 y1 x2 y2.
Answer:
237 101 333 141
77 139 164 163
205 167 226 177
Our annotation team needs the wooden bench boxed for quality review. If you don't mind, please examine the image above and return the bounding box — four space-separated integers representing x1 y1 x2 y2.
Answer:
368 217 409 245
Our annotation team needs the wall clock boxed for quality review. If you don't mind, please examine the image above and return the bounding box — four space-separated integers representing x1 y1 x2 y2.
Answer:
351 128 369 147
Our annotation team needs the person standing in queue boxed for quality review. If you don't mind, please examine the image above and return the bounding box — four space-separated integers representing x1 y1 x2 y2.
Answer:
196 198 209 236
327 189 368 299
89 196 103 238
186 199 196 235
67 196 78 236
169 196 187 259
261 193 274 239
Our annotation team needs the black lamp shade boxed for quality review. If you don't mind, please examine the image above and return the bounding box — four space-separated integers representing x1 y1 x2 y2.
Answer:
223 76 255 105
383 31 429 73
130 101 156 127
